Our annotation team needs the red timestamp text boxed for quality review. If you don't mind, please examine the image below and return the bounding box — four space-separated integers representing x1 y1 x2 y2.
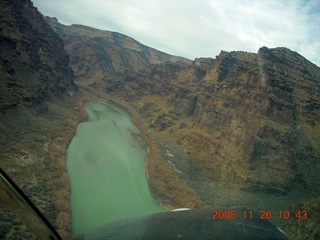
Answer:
278 210 308 220
212 210 308 220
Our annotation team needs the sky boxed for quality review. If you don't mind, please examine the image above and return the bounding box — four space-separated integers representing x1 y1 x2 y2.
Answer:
32 0 320 66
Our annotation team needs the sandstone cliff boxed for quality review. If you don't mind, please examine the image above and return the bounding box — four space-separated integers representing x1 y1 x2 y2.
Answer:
0 1 86 239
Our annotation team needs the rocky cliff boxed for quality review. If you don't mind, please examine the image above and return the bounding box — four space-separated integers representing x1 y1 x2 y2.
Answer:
46 17 192 88
0 1 77 112
116 48 319 237
0 1 86 239
48 19 320 238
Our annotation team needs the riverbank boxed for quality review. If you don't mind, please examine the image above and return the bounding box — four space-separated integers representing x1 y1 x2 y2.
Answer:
67 96 166 236
78 85 206 210
0 90 89 239
48 92 89 239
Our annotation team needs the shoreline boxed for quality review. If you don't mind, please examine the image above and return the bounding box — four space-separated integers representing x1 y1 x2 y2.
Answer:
86 94 169 209
0 90 89 240
79 86 206 210
51 91 89 239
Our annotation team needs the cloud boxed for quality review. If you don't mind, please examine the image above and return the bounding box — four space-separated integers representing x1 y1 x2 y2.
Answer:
33 0 320 66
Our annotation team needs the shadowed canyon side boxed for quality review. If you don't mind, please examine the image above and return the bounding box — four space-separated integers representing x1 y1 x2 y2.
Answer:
48 19 320 239
0 1 87 239
0 3 76 111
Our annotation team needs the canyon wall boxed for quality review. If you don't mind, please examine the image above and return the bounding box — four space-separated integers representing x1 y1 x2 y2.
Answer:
0 1 86 239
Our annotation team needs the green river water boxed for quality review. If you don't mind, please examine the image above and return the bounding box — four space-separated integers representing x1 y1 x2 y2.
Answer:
67 97 165 237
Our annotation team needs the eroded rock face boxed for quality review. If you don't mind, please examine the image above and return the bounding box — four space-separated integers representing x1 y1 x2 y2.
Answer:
45 17 193 87
0 0 76 112
107 48 320 196
0 1 85 239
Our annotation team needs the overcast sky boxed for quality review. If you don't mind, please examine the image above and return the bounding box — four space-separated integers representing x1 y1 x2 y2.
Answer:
32 0 319 66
